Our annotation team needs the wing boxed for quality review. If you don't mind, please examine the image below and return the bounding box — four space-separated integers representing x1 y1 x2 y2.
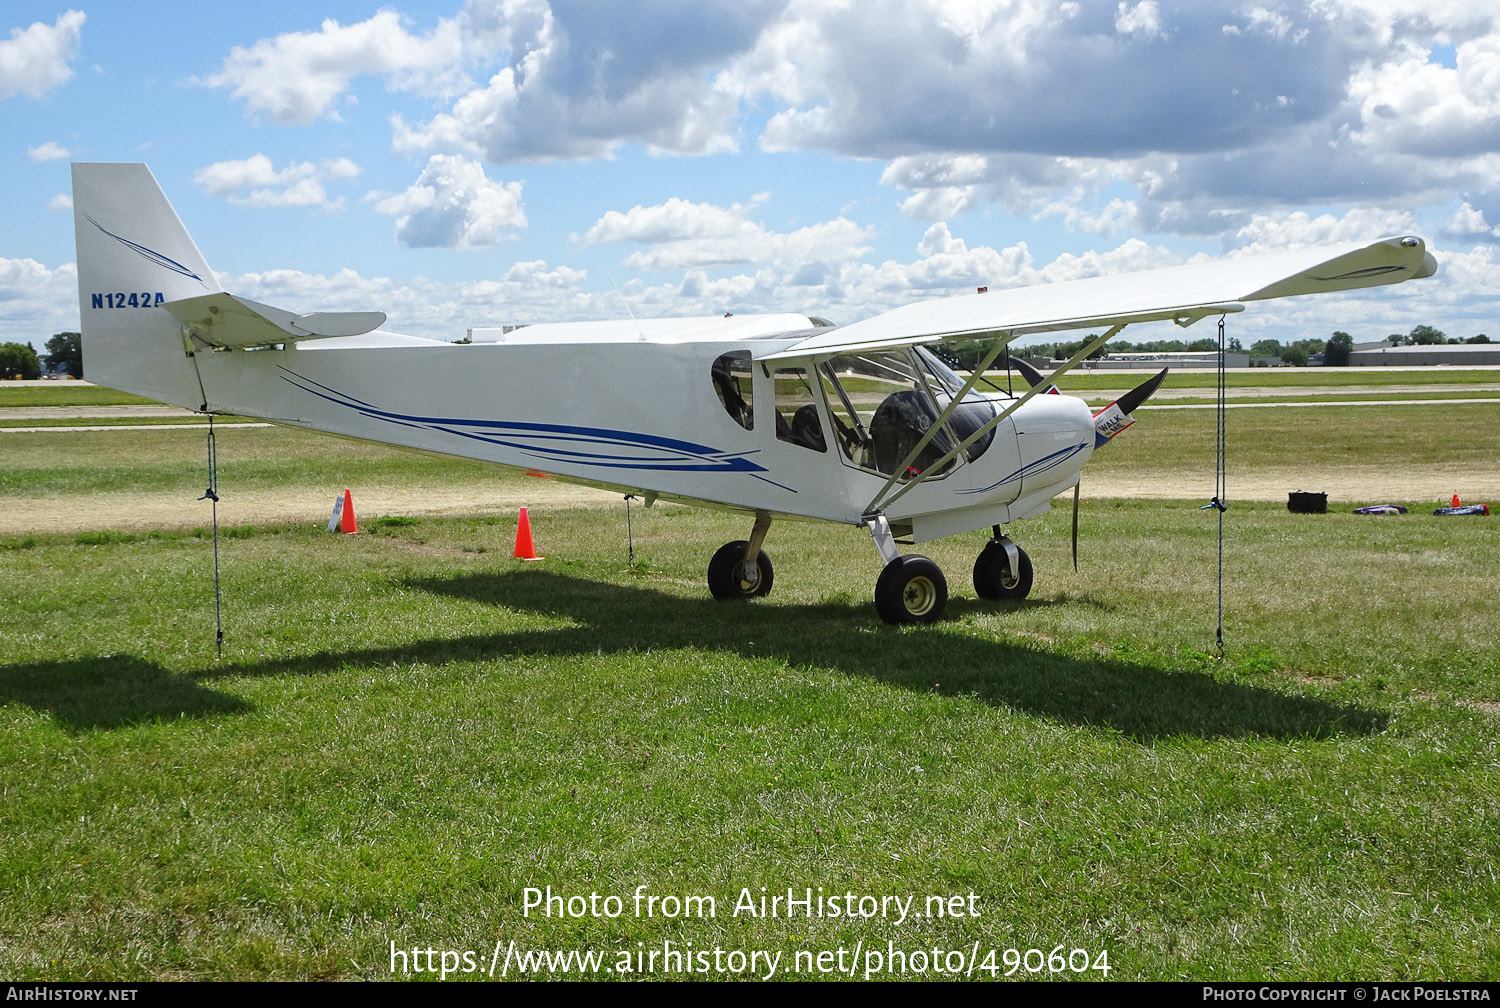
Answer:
757 235 1435 361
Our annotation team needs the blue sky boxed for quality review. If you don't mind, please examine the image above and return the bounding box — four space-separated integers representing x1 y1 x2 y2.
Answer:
4 1 1498 347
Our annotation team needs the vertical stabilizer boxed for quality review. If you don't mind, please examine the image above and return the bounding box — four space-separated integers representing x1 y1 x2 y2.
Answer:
72 163 221 408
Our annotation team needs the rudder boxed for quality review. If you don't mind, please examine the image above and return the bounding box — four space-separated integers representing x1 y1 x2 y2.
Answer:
72 162 221 408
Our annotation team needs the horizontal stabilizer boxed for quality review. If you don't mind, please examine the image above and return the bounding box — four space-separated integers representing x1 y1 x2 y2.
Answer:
163 292 387 348
759 236 1435 361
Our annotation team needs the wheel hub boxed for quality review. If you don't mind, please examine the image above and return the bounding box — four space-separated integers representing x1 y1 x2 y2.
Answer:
903 576 937 615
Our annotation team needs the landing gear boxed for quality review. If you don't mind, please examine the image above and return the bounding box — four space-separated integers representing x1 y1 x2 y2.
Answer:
707 540 774 599
707 510 774 600
866 513 949 624
973 536 1032 601
874 554 947 624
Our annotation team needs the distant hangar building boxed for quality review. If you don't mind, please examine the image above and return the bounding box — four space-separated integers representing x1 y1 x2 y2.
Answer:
1349 343 1500 366
1077 350 1251 369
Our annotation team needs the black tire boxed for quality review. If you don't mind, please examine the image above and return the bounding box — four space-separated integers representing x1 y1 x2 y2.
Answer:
874 554 947 624
707 540 774 600
973 540 1032 600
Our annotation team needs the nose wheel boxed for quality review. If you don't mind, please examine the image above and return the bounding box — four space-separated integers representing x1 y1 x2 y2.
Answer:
973 537 1032 600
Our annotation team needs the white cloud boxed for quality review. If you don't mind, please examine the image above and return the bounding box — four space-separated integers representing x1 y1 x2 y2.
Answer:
1229 209 1421 254
370 154 527 248
1446 202 1499 239
194 155 361 209
201 10 464 124
1346 34 1500 158
0 256 78 337
27 141 68 162
206 2 1500 255
741 2 1498 249
393 0 771 162
101 1 1494 344
0 10 84 101
47 193 71 211
1035 195 1141 236
215 261 598 340
581 194 870 271
755 1 1362 159
1115 1 1166 40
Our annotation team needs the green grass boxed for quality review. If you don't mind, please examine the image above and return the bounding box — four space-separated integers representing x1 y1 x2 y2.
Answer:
1086 402 1497 495
2 497 1498 980
0 426 515 500
988 368 1500 392
0 385 161 407
1095 390 1500 406
0 416 259 429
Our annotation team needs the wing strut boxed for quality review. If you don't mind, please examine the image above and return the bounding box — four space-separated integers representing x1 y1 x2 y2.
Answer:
862 335 1019 516
870 321 1128 516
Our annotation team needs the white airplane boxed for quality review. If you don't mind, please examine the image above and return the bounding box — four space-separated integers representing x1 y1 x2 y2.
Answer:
71 163 1436 623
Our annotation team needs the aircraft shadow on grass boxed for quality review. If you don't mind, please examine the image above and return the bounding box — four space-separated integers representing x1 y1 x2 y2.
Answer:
0 655 253 732
202 569 1385 744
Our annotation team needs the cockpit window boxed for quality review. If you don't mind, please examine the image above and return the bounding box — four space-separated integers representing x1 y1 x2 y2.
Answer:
816 351 954 479
915 347 997 464
710 351 754 430
817 348 1000 479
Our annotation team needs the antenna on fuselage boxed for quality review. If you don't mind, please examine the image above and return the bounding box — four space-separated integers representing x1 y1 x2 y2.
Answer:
603 264 647 341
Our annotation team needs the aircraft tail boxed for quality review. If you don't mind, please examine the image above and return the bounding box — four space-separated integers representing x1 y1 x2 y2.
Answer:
72 162 221 409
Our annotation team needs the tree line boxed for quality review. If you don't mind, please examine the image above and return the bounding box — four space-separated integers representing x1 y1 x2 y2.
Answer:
942 324 1491 370
0 333 82 380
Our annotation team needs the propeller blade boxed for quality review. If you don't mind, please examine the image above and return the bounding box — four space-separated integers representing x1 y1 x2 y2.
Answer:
1012 356 1049 389
1114 367 1169 416
1092 367 1170 446
1072 481 1080 572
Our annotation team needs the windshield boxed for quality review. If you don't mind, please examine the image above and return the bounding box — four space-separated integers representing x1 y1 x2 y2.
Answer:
816 348 998 480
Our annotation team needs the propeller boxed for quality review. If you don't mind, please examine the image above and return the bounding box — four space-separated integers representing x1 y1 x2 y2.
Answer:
1007 363 1170 572
1010 356 1057 393
1089 367 1169 447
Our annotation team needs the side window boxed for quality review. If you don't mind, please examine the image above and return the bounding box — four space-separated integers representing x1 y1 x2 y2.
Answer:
772 367 826 453
711 352 754 430
818 362 874 468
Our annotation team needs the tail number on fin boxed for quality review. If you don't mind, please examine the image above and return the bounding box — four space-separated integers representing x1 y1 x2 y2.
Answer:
91 292 167 309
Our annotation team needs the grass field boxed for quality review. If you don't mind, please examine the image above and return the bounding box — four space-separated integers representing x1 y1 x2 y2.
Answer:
1004 368 1500 392
4 368 1498 410
2 391 1498 981
0 385 161 408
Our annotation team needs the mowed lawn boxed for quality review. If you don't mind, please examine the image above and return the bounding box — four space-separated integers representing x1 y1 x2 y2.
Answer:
1 401 1498 981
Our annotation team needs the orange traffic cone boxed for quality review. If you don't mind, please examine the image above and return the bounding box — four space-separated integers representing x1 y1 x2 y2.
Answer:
339 489 358 534
1453 493 1462 507
513 506 543 560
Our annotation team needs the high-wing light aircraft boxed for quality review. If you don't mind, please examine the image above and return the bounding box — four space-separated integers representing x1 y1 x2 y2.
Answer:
72 163 1436 622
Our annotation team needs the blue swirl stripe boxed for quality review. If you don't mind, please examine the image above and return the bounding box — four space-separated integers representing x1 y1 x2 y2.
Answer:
958 441 1087 496
85 215 205 283
278 368 771 477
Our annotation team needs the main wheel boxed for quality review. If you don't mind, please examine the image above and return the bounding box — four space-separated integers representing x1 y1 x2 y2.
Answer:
973 540 1032 600
874 554 947 624
707 540 774 599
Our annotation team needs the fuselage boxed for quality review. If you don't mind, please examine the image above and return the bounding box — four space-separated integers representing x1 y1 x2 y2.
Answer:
189 316 1096 540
